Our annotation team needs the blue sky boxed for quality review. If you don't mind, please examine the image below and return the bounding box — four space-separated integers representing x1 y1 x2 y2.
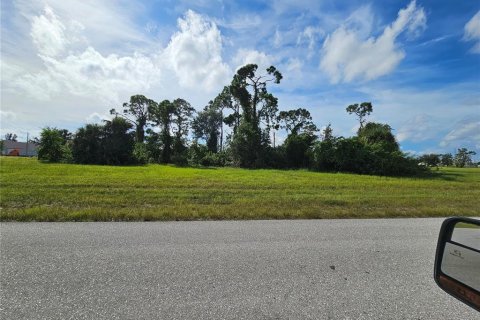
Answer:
1 0 479 158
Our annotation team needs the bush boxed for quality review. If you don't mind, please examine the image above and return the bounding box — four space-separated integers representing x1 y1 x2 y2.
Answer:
102 117 135 165
187 142 229 167
171 153 188 166
200 151 228 167
132 143 149 165
38 127 70 163
311 140 337 171
311 137 421 176
284 133 316 168
72 118 135 165
187 142 208 166
72 124 103 164
230 121 265 168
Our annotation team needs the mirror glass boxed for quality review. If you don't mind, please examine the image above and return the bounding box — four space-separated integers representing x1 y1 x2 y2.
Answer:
451 222 480 251
441 222 480 291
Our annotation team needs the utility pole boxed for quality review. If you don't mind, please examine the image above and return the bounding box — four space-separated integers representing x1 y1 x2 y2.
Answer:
220 109 223 152
26 132 29 156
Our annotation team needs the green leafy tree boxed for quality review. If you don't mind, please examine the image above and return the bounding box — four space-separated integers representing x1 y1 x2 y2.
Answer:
311 140 337 171
277 108 317 135
418 154 441 167
72 119 135 165
4 133 18 141
145 129 162 163
346 102 373 130
231 120 265 167
358 122 399 153
311 137 420 176
454 148 476 168
277 108 318 168
57 129 73 143
321 123 334 142
212 86 239 149
229 64 282 167
440 153 454 166
187 141 208 166
72 124 104 164
283 133 317 168
148 100 174 163
192 102 223 153
110 95 155 143
38 127 69 162
171 98 195 158
132 142 149 164
258 92 280 147
102 117 135 165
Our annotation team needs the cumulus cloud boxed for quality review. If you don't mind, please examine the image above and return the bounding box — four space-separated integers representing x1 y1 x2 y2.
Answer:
13 49 160 102
164 10 230 91
463 11 480 54
441 118 480 149
30 5 69 57
13 0 149 51
232 49 274 71
6 7 230 104
320 0 426 83
86 112 111 123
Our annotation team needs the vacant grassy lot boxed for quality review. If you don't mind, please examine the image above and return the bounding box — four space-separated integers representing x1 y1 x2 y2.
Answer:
0 157 479 221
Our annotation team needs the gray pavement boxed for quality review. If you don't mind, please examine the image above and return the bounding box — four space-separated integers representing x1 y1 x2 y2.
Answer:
1 218 478 319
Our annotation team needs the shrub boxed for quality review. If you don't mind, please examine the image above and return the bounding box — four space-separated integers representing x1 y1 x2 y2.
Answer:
283 133 316 168
132 143 149 165
38 127 70 163
311 137 422 176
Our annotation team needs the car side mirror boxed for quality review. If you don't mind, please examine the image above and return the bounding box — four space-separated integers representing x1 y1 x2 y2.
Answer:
434 217 480 312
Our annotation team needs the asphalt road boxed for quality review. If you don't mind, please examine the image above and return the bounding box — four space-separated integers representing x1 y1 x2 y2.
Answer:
1 219 478 319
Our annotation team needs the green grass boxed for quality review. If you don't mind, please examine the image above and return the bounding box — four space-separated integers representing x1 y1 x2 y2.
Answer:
455 222 480 228
1 157 479 221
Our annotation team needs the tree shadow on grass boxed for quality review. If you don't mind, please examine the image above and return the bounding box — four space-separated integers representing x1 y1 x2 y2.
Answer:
189 166 218 170
416 170 463 181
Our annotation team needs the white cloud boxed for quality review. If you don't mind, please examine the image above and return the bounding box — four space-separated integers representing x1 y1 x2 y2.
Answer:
273 28 282 48
5 7 230 104
320 0 426 83
285 58 303 74
0 110 17 122
464 11 480 54
441 119 480 149
344 5 374 39
396 114 434 142
297 26 324 57
13 0 150 52
13 47 160 102
216 14 262 31
30 5 69 57
232 49 274 71
164 10 230 91
86 112 111 124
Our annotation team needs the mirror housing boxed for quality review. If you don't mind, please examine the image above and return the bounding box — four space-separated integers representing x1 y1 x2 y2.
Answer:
434 217 480 312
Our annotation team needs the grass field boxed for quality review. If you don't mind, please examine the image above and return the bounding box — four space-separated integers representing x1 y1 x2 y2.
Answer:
0 157 479 221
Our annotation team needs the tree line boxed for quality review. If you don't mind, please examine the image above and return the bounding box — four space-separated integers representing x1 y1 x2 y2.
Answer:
33 64 477 175
417 149 477 168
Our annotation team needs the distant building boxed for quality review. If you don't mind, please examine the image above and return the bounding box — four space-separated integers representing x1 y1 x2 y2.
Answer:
1 141 39 157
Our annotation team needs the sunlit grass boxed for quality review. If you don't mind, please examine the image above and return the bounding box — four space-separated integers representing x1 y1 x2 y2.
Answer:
1 157 479 221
